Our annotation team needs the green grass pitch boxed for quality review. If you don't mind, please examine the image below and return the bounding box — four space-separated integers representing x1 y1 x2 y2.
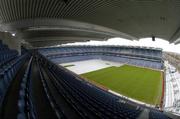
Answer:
63 64 75 67
81 65 162 105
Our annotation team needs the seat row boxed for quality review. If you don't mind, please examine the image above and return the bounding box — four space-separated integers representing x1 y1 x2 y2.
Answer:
0 53 29 106
39 46 162 59
37 59 66 119
17 57 36 119
149 110 170 119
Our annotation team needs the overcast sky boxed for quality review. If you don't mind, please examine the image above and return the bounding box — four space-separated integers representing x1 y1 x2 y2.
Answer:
66 37 180 54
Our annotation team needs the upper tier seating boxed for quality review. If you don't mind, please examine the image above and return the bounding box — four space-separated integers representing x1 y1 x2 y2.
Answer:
39 46 163 70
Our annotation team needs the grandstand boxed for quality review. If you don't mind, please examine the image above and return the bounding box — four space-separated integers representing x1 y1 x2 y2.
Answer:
39 45 163 70
0 39 177 119
164 61 180 115
1 0 180 119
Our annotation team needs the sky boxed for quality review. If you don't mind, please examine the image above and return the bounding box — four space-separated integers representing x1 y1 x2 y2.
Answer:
65 37 180 54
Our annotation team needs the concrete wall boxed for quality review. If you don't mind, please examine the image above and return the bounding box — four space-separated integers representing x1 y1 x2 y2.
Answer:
0 31 21 55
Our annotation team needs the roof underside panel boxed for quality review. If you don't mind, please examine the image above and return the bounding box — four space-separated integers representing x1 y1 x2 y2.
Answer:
0 0 180 47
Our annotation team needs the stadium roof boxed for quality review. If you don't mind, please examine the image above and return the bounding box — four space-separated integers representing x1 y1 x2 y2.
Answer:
0 0 180 47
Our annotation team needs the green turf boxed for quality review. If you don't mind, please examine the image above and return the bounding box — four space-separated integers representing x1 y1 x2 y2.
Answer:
63 64 75 67
81 65 162 105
